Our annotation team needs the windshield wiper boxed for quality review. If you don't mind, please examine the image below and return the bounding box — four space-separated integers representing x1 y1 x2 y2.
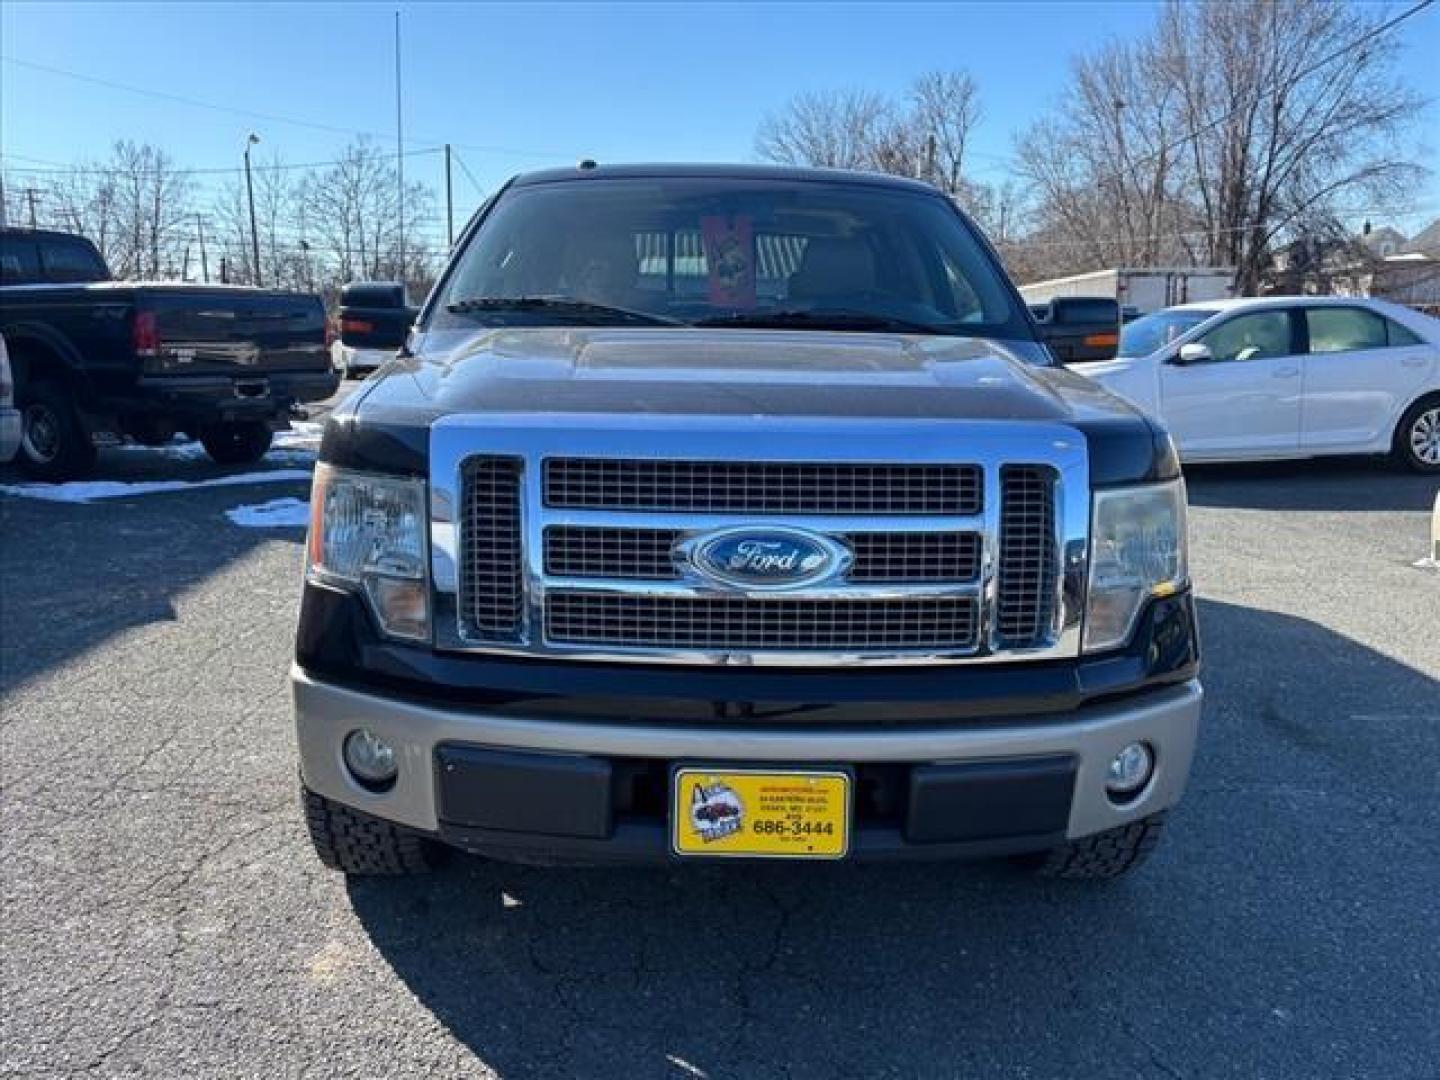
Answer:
691 308 958 335
446 296 683 326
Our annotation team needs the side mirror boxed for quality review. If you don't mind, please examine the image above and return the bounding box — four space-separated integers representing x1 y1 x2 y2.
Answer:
1037 296 1121 362
338 282 415 351
1173 343 1213 365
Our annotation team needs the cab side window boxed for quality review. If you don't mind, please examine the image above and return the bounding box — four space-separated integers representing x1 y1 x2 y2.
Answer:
1305 307 1387 354
38 238 107 283
0 236 41 285
1197 311 1293 362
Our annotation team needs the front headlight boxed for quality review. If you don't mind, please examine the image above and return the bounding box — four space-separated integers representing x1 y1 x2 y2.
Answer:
306 463 430 642
1083 479 1188 653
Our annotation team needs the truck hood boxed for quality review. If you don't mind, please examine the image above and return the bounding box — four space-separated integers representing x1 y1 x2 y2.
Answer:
329 327 1178 484
362 327 1144 423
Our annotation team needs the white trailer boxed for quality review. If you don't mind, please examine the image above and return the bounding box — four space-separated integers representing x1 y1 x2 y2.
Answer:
1019 267 1236 318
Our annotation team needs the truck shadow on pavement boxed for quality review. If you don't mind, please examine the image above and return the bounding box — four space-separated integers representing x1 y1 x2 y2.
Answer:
0 480 308 693
1184 457 1438 512
344 598 1440 1079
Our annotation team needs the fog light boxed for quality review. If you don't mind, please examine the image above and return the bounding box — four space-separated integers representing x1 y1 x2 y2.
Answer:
1106 741 1154 798
344 729 398 788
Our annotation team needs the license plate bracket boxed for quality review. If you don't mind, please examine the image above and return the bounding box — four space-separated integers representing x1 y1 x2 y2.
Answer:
670 766 851 860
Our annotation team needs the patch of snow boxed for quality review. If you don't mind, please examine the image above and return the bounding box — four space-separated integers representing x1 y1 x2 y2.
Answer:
225 497 310 528
0 469 314 504
104 424 321 464
273 421 323 453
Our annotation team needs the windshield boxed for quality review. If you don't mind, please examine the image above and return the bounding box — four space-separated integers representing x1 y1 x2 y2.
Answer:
1118 308 1217 357
431 177 1026 338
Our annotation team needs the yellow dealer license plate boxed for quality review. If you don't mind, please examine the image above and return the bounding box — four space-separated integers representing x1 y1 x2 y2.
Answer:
671 768 851 859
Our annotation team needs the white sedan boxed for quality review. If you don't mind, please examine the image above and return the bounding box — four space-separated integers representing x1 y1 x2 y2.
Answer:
1073 296 1440 472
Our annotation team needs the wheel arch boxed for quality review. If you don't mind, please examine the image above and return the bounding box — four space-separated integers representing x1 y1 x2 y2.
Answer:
2 323 88 395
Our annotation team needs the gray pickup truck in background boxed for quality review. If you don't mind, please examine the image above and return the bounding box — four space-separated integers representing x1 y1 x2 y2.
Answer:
0 226 336 478
295 163 1200 881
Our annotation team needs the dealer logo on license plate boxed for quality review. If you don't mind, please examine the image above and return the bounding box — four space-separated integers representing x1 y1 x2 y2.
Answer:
671 768 851 859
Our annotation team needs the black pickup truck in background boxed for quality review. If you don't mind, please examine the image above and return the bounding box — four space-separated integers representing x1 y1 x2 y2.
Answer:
0 227 337 478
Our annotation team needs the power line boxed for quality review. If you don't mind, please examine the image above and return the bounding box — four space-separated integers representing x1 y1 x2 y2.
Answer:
0 147 443 178
0 54 575 162
451 149 486 199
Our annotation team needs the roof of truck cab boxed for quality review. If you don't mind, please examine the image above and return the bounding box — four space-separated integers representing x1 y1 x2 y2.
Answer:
509 162 942 194
0 226 100 243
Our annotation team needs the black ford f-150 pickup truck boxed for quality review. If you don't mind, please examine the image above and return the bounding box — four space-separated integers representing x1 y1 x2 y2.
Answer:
295 164 1200 880
0 227 336 478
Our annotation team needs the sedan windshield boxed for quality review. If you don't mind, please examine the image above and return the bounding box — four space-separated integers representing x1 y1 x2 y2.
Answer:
1118 308 1217 357
432 177 1026 339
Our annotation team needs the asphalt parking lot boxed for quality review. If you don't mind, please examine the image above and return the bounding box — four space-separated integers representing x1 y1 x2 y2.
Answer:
2 416 1437 1078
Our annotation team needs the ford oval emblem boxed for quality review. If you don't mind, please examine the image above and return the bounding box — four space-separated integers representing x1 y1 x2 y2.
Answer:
689 528 848 590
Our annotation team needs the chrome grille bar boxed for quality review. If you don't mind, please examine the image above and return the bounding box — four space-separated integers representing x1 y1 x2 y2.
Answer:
543 525 981 583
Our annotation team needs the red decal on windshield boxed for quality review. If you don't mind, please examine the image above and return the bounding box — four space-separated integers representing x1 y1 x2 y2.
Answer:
701 216 755 307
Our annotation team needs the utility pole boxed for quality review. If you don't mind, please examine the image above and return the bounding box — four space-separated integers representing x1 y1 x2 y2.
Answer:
196 213 210 283
25 187 39 229
445 143 454 250
220 255 229 284
394 10 406 282
244 133 262 286
0 172 8 227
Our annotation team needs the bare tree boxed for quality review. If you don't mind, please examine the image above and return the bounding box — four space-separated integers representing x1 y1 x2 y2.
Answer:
96 141 195 279
1015 0 1428 290
911 71 982 195
297 140 438 295
1161 0 1425 292
755 89 900 170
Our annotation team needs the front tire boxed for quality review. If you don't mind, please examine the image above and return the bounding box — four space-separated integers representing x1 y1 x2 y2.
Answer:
17 379 96 481
302 786 443 875
1393 397 1440 473
200 420 272 465
1024 812 1167 880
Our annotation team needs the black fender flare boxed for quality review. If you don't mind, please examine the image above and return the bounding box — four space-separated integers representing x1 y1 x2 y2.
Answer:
0 320 92 398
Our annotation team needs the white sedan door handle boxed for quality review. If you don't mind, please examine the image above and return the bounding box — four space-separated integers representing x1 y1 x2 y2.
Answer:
1273 365 1300 378
1401 354 1428 368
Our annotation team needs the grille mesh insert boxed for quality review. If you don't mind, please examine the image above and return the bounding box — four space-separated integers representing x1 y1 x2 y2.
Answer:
544 526 677 579
545 593 979 651
459 457 524 640
543 459 982 515
995 465 1058 648
845 532 982 582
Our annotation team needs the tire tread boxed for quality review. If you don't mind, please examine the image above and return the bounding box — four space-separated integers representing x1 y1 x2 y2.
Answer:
301 786 437 875
1033 812 1167 880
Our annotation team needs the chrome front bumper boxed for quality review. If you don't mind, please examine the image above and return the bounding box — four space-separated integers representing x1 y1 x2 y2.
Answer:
293 665 1202 844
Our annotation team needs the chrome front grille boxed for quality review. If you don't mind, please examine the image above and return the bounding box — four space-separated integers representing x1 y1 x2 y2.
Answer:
458 456 524 640
433 419 1084 666
545 593 979 651
995 465 1059 647
543 526 981 584
543 458 982 516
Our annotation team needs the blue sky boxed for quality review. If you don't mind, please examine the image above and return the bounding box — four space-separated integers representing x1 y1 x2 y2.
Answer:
2 1 1437 250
